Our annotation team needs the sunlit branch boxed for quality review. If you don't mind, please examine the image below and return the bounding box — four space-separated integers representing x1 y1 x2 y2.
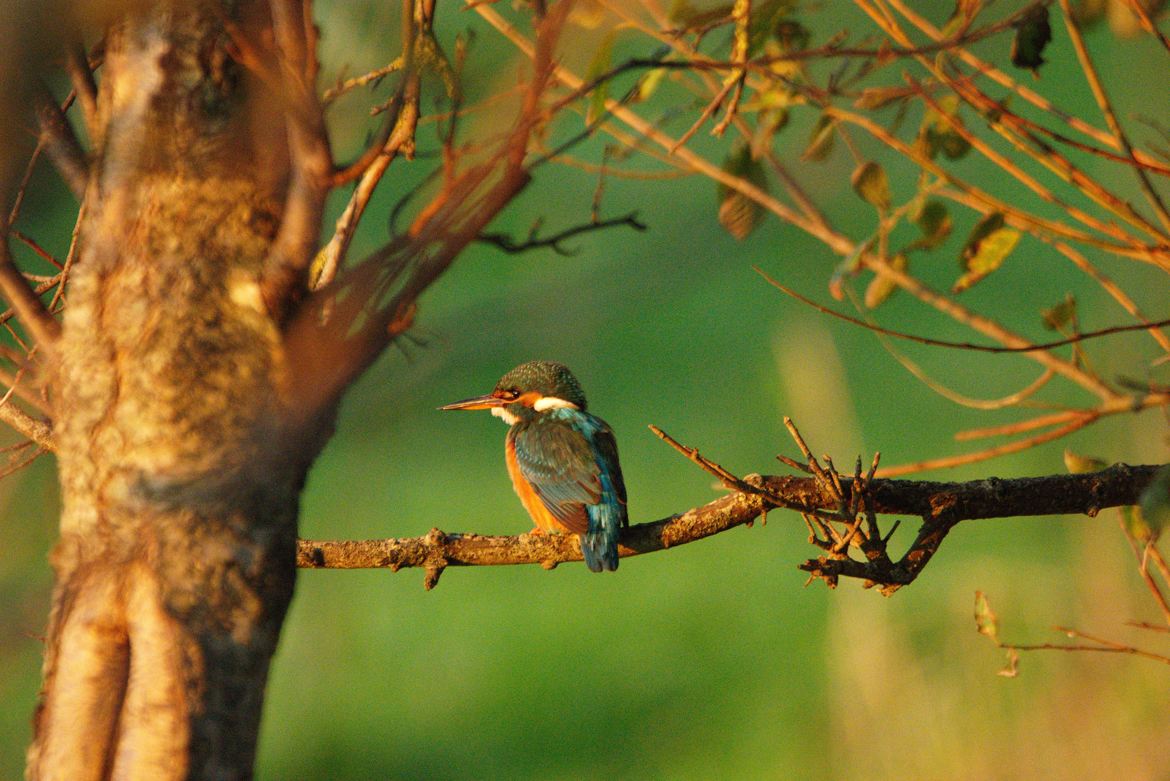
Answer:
297 439 1162 593
1058 0 1170 234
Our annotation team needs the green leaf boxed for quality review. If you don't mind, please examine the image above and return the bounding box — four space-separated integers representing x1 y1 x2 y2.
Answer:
1011 6 1052 73
748 0 800 56
912 199 952 249
920 95 971 160
802 114 837 161
1042 294 1077 331
851 161 891 211
974 590 999 643
953 212 1021 292
717 142 768 240
1137 465 1170 544
1063 448 1107 474
864 253 907 309
585 30 615 126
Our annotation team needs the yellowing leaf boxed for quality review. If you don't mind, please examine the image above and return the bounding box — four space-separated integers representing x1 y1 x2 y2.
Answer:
974 590 999 643
802 114 836 161
855 86 910 110
1063 448 1107 474
829 237 873 301
763 19 810 76
1137 465 1170 544
1122 506 1157 546
569 0 608 28
953 212 1020 292
998 648 1020 678
585 31 615 126
864 253 907 309
717 142 768 240
750 106 790 159
920 95 971 161
851 161 891 211
1042 294 1077 331
635 67 667 103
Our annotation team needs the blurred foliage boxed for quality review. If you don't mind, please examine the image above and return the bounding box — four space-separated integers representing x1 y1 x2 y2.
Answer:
4 1 1170 779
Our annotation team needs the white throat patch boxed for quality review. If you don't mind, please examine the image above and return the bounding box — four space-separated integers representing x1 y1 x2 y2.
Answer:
533 396 579 412
491 406 519 425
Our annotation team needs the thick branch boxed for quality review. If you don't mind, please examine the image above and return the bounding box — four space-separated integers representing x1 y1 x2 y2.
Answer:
297 464 1161 586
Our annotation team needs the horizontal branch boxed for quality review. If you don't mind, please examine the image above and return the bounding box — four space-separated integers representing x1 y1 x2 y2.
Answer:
297 464 1161 588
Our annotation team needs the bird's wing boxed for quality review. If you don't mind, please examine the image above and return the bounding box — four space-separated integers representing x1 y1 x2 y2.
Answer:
589 422 628 518
511 411 607 535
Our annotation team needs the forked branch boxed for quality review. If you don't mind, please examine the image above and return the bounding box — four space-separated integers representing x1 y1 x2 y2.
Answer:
297 425 1161 593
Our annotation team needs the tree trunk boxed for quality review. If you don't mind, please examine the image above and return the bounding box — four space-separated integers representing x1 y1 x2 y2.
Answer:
28 3 317 778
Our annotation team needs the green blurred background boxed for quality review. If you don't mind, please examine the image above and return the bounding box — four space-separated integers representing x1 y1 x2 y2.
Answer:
4 2 1170 778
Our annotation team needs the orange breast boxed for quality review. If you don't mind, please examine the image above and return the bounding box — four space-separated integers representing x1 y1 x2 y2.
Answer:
505 437 573 533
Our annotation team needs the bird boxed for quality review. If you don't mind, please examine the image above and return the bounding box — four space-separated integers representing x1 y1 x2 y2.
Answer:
440 360 628 572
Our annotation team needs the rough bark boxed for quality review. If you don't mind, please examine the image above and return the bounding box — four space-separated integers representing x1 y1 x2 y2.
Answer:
28 3 319 778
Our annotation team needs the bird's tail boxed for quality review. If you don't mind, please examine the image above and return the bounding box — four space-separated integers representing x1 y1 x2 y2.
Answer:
582 500 623 572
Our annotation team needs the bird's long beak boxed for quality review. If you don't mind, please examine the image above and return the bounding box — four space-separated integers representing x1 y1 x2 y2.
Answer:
439 394 504 411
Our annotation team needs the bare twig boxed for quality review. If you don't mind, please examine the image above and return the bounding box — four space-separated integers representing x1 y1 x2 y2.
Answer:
322 57 405 104
0 233 61 352
999 625 1170 667
757 267 1170 354
477 212 647 256
65 42 100 141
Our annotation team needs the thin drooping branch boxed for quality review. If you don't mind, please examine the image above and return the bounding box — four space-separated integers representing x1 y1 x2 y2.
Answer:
757 268 1170 354
297 458 1161 590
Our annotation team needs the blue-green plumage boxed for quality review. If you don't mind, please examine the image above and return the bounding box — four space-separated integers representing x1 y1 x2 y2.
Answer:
510 407 627 572
440 361 628 572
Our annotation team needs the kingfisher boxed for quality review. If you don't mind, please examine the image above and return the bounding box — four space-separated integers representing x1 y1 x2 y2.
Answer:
440 361 628 572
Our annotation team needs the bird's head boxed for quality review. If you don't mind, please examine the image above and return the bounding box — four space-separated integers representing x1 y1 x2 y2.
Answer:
439 360 587 425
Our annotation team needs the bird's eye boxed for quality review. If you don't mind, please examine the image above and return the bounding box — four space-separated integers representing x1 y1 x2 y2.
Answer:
499 388 520 401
